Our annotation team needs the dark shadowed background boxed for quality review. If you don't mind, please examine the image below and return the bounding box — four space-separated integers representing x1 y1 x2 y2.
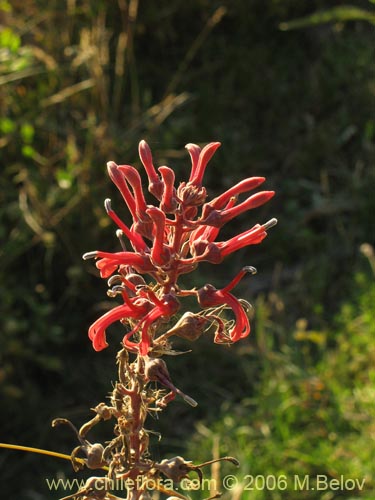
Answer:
1 1 374 498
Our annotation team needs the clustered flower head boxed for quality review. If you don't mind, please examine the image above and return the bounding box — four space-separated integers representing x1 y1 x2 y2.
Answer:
83 140 277 356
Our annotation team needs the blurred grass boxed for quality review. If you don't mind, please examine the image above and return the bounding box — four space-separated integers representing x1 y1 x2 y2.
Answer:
187 267 375 499
0 0 374 498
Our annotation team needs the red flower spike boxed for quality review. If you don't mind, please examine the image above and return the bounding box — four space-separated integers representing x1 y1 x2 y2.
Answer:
189 142 221 186
138 140 164 199
209 177 266 210
158 166 178 213
85 141 277 354
107 161 137 219
117 165 148 220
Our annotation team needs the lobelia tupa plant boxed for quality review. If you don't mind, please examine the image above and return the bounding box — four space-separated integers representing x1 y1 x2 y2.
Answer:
1 140 277 500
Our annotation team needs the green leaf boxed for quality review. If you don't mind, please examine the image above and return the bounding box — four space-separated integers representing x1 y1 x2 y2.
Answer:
279 6 375 31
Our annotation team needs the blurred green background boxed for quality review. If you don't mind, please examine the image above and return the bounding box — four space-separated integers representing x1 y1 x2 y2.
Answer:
1 1 374 499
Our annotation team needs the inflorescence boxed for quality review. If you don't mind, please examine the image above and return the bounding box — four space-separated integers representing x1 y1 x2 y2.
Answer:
54 140 277 500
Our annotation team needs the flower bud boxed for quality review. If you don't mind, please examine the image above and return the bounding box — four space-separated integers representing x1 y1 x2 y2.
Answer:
177 182 207 206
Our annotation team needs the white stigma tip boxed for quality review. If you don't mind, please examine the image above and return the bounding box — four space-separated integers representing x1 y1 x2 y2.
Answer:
104 198 112 212
82 251 97 260
263 218 278 230
243 266 257 275
183 394 198 407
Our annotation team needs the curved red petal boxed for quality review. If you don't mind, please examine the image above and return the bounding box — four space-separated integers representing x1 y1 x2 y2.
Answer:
189 142 221 186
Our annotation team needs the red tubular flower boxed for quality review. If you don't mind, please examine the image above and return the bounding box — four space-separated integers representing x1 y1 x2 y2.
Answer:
158 166 178 213
123 294 180 355
190 196 237 248
197 267 257 342
208 177 266 209
219 191 275 224
201 191 275 227
185 143 201 178
212 226 266 260
83 250 154 278
128 308 165 356
188 218 274 265
216 219 277 257
88 301 150 352
188 142 221 186
146 207 171 266
117 165 148 220
138 139 163 199
107 161 137 220
104 199 148 253
197 286 248 342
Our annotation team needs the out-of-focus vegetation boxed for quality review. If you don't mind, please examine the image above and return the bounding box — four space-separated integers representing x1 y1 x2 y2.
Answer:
188 269 375 499
0 0 374 498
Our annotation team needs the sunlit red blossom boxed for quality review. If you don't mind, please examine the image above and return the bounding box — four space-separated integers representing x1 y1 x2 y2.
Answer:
208 176 266 209
123 294 180 355
82 250 155 278
218 218 278 257
88 300 152 351
117 165 148 220
187 225 266 264
146 207 171 266
189 196 237 246
84 139 276 354
104 199 148 253
197 284 250 342
138 139 163 199
201 190 275 227
189 184 273 249
196 267 257 343
188 142 221 186
158 166 178 213
107 161 137 219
